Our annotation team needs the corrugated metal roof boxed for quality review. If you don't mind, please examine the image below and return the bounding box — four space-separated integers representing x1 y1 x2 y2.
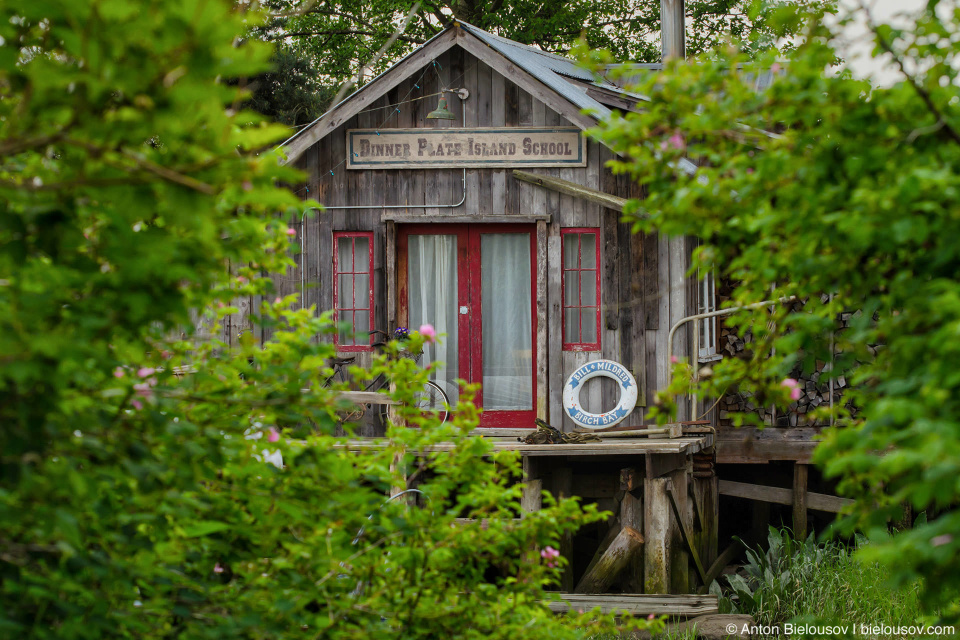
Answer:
457 21 612 120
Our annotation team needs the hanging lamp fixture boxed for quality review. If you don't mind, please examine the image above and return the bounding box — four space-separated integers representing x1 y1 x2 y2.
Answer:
426 96 456 120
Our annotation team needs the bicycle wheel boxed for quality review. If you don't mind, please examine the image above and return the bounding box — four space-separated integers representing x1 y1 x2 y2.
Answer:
414 381 449 424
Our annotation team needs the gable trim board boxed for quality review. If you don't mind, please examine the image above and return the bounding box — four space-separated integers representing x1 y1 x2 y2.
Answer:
282 22 618 164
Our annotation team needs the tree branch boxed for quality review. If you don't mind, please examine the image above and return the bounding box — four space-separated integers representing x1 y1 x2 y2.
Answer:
859 0 960 147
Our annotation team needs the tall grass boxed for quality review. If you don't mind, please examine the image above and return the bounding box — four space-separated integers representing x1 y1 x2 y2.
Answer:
716 528 927 638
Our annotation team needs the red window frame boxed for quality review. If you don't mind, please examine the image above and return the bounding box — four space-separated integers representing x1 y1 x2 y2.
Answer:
333 231 374 352
561 228 601 351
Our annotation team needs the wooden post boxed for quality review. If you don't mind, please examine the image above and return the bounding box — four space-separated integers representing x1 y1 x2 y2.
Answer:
554 466 574 592
574 526 644 594
522 456 542 515
793 463 809 540
536 220 548 422
581 517 622 581
691 474 719 572
661 0 685 61
668 468 689 594
386 221 397 330
666 481 707 588
620 467 644 592
644 474 672 594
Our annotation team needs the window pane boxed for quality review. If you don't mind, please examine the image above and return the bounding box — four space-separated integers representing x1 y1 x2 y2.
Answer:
353 236 370 271
562 233 579 269
337 274 354 308
580 233 597 269
354 274 370 307
580 271 596 306
564 307 579 343
581 308 597 344
564 271 578 307
337 236 353 271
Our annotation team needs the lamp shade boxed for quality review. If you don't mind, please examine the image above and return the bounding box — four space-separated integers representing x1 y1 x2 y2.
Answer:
426 97 456 120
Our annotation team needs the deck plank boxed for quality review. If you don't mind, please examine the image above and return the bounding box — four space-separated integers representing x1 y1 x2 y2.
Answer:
337 435 712 456
546 593 718 617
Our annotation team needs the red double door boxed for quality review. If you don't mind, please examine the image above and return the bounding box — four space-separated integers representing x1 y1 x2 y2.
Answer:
398 224 537 428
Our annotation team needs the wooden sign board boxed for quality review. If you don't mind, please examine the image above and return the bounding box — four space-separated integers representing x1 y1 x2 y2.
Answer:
346 127 585 169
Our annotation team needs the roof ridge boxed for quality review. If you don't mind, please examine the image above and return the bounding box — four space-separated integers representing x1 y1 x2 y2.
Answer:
455 21 582 66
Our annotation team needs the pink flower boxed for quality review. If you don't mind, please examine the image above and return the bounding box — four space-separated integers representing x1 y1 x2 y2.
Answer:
932 534 953 547
133 382 154 399
161 350 171 360
242 180 253 192
781 378 802 401
237 276 247 284
668 132 685 150
137 367 155 378
770 62 782 74
419 324 437 343
131 399 143 411
214 562 224 574
746 168 755 174
670 355 679 364
274 297 282 304
286 227 296 236
267 427 280 443
648 613 656 620
113 367 125 378
540 546 560 559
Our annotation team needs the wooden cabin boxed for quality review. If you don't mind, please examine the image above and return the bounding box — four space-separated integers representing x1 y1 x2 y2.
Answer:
248 18 849 597
280 21 701 434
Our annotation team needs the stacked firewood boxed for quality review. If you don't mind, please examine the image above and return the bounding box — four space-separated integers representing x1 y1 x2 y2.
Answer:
716 288 863 428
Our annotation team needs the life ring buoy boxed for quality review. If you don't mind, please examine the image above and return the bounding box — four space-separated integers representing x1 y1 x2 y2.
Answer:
562 359 638 430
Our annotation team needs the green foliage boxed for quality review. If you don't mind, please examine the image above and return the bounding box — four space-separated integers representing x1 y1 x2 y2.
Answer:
240 49 334 126
713 529 925 638
588 0 960 623
256 0 828 87
0 1 646 638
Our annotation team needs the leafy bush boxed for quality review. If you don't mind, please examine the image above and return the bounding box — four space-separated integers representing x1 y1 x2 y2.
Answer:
0 2 647 638
713 528 924 636
587 0 960 621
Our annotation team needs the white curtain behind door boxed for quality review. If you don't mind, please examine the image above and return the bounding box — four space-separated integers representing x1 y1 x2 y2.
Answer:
408 235 458 404
481 234 532 411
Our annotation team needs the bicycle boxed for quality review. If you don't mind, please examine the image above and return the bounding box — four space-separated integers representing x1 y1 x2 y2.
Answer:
323 329 450 425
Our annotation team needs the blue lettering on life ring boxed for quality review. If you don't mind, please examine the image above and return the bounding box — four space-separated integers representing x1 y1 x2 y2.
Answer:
561 359 638 430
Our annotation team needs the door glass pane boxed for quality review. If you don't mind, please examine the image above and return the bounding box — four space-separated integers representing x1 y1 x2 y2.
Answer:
580 233 597 269
354 274 369 306
408 235 459 404
580 308 597 344
338 310 353 343
564 272 578 307
353 236 370 270
580 271 596 306
337 236 353 270
338 274 354 308
563 233 579 269
564 307 579 344
481 234 532 411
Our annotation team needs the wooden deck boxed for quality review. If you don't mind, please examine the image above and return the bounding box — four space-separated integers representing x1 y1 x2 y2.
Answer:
341 435 713 457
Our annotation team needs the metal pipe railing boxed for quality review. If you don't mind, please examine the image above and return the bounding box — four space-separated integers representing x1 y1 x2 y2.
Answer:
666 296 797 418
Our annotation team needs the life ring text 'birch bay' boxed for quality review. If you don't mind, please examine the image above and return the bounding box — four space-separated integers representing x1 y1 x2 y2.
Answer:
562 360 638 429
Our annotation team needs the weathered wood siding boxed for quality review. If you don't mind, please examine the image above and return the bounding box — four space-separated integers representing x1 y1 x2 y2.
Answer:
222 45 695 430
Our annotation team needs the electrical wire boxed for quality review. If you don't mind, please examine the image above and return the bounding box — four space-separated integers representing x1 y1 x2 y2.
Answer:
305 58 477 191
